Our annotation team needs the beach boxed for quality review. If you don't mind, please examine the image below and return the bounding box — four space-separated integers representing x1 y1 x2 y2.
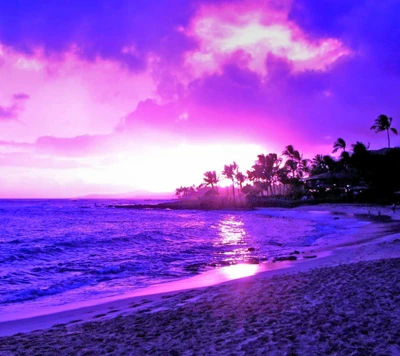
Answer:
0 204 400 355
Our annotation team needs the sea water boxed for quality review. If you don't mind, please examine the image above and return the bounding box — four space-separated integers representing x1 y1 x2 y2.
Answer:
0 199 367 319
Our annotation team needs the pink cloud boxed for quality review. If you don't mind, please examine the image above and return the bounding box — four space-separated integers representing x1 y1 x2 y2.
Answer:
0 152 88 169
0 92 29 120
0 45 156 141
184 1 350 78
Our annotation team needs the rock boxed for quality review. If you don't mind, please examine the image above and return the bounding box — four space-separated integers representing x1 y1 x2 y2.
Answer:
247 247 255 252
290 250 300 255
274 256 297 262
244 257 259 264
220 260 232 267
184 263 207 272
303 255 317 259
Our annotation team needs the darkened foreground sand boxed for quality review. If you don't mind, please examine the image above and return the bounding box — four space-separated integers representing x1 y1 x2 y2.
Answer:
1 256 399 355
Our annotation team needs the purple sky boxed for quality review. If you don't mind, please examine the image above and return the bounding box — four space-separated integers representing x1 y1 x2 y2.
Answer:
0 0 399 197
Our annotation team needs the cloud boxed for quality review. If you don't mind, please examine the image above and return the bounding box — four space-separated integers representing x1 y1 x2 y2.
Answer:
0 104 17 119
0 0 200 71
0 93 30 120
12 92 30 100
35 134 118 157
184 1 350 79
1 0 400 198
0 151 87 169
0 139 32 148
288 0 400 75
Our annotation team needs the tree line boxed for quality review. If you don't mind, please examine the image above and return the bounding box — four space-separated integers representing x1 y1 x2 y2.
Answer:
176 114 399 203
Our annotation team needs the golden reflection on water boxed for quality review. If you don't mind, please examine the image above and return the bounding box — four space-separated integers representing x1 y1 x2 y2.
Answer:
220 263 259 279
216 215 246 246
213 216 258 276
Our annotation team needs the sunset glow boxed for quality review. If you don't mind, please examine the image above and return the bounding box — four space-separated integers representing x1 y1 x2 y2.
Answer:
0 0 398 198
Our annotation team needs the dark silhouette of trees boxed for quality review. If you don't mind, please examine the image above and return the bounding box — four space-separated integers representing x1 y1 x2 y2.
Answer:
175 186 195 199
282 145 303 179
370 114 398 148
311 154 336 175
281 145 309 197
332 138 346 154
222 162 239 205
203 171 219 192
176 115 400 206
247 153 282 196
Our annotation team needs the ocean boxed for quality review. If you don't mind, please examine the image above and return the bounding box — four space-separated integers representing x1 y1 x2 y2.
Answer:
0 199 367 320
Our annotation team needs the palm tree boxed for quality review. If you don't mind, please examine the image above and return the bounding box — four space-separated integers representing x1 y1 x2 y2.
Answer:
339 151 351 173
175 186 195 199
351 141 369 155
332 138 346 154
282 145 302 179
311 154 325 175
370 114 398 148
203 171 219 192
222 162 239 205
236 172 246 191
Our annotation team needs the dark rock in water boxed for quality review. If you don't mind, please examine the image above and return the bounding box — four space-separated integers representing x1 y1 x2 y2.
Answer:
290 250 300 255
260 257 268 262
392 238 400 244
274 256 297 262
244 257 259 264
209 260 233 268
334 217 339 220
247 247 255 252
303 255 317 259
220 260 232 267
184 263 207 272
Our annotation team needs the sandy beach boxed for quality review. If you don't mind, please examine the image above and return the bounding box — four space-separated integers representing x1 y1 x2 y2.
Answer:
1 204 400 355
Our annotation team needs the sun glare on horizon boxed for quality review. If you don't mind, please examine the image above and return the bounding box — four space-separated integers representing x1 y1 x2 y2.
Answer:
79 142 266 193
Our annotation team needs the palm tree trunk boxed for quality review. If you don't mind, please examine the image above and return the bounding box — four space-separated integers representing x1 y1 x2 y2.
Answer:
387 129 391 148
231 179 236 206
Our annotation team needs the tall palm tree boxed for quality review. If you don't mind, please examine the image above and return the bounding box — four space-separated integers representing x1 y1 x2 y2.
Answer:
235 172 246 191
203 171 219 192
282 145 302 179
332 138 346 154
370 114 398 148
222 162 239 205
235 171 246 202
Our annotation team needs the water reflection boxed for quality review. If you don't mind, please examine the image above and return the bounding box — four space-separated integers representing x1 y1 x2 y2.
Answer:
213 215 256 267
216 215 246 246
220 263 259 279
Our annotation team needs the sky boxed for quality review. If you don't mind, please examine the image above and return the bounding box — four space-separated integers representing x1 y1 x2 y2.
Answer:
0 0 399 198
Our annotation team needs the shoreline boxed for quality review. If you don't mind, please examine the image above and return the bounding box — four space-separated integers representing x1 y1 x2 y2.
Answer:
1 245 399 354
1 204 399 354
108 199 399 214
0 203 394 328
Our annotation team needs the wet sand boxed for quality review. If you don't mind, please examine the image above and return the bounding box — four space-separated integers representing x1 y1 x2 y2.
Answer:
1 204 399 355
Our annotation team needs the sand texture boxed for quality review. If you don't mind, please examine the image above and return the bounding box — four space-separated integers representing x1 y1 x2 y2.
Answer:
1 256 399 355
